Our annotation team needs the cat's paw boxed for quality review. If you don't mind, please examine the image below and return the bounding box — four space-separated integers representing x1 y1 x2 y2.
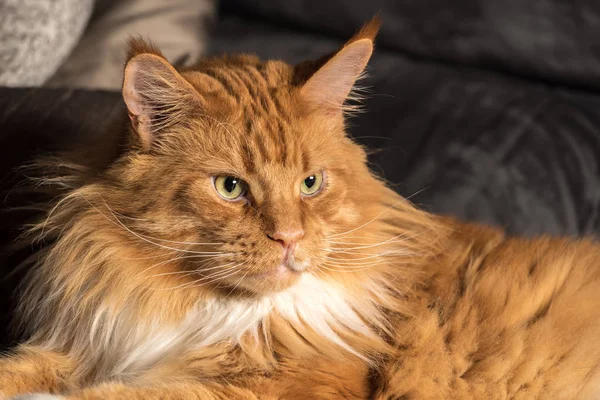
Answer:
10 395 64 400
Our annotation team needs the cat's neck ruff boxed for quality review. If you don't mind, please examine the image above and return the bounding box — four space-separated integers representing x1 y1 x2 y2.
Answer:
107 273 384 379
205 273 378 352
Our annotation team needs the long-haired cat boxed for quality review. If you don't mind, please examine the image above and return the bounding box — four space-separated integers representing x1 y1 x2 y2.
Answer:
2 18 600 400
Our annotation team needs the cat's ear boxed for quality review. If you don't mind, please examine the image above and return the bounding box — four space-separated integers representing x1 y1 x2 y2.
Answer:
122 38 203 150
299 16 381 114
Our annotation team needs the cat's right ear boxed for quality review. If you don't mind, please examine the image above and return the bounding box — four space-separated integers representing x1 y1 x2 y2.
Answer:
122 38 203 150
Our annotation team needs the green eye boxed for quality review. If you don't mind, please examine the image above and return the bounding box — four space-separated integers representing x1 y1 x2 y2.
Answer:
300 172 324 196
214 176 246 200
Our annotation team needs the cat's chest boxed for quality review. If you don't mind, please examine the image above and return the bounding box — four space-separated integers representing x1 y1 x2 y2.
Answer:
100 274 373 380
103 298 272 379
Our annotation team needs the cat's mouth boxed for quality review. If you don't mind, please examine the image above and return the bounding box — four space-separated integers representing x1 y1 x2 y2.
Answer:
246 256 308 279
281 248 308 272
232 252 309 294
245 264 300 279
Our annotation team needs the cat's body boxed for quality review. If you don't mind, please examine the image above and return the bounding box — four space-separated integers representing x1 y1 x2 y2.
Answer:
1 19 600 399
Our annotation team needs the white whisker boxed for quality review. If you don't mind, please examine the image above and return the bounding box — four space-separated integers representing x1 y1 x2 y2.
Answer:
153 262 246 291
315 263 372 273
326 199 408 238
326 232 415 250
322 249 410 261
134 254 235 279
82 196 230 256
320 259 391 268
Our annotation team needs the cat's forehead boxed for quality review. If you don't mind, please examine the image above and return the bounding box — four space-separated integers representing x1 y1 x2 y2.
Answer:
211 112 313 177
180 57 341 181
191 56 295 91
185 60 322 166
185 103 331 191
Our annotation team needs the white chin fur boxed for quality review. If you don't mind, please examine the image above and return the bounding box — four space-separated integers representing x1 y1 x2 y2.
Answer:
10 394 64 400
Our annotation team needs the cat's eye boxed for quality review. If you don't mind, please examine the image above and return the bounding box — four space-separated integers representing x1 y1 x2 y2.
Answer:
214 176 247 200
300 172 324 196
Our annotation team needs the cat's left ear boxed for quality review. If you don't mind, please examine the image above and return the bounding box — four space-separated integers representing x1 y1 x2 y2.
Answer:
122 38 204 150
299 16 381 114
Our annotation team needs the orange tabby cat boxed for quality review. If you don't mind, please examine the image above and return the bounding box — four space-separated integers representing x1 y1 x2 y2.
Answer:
2 18 600 400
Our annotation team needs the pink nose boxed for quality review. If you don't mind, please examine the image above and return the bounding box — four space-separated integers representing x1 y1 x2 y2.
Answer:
269 230 304 250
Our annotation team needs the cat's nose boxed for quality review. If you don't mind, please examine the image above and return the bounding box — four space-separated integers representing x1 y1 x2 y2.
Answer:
268 229 305 250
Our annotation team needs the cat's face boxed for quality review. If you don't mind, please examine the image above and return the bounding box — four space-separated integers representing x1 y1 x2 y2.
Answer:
116 23 381 295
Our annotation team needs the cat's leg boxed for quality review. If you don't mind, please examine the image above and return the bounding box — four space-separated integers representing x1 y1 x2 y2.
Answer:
0 345 77 398
58 382 277 400
40 374 361 400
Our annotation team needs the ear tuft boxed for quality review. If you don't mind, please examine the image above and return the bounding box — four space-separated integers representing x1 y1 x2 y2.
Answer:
126 36 165 62
348 14 382 44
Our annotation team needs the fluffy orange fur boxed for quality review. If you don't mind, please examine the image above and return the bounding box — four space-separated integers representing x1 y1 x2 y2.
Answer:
2 17 600 399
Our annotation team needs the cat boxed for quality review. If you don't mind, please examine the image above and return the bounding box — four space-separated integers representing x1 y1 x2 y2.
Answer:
2 17 600 399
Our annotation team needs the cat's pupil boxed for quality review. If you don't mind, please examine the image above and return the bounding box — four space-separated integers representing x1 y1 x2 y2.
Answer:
305 176 316 188
224 177 238 193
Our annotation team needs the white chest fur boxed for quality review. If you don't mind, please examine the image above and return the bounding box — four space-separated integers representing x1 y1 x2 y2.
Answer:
102 274 377 379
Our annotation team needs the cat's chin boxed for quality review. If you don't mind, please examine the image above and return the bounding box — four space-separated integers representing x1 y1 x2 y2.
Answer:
236 264 304 294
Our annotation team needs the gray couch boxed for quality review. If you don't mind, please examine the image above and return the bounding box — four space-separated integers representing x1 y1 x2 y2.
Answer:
0 0 215 89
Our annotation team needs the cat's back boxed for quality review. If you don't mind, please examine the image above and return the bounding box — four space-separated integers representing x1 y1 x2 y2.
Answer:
470 233 600 398
394 222 600 399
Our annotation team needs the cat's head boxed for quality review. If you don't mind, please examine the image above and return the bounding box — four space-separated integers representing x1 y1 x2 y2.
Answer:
107 18 390 295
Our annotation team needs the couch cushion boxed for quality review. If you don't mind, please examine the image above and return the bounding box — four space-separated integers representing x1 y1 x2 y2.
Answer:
221 0 600 90
47 0 216 90
0 0 94 86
